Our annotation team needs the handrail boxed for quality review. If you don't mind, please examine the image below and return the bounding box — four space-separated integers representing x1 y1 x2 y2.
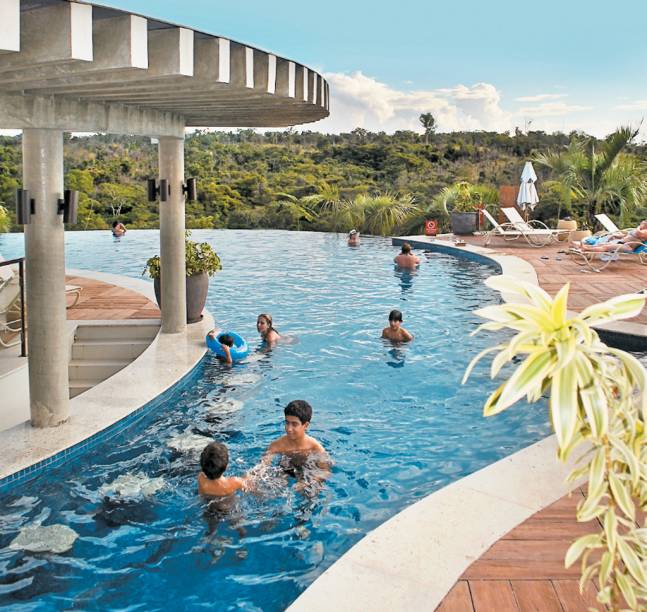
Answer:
0 257 26 357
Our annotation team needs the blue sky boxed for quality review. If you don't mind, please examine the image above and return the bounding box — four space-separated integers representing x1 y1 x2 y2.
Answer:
98 1 647 137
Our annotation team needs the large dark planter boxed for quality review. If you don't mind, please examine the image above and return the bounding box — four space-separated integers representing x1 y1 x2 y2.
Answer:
153 272 209 324
450 212 478 235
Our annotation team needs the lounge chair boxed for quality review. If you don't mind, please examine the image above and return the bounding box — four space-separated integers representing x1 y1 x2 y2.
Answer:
0 262 22 348
567 241 647 272
481 209 556 247
501 207 569 243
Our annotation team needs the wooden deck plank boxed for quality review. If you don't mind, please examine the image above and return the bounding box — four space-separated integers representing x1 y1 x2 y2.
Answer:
552 580 604 611
436 581 473 612
511 580 562 612
469 580 518 612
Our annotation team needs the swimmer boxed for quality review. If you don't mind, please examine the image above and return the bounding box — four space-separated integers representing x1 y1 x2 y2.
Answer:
347 229 360 246
112 220 127 237
198 442 250 497
394 243 420 268
263 400 330 487
382 309 414 343
208 331 234 365
257 313 280 346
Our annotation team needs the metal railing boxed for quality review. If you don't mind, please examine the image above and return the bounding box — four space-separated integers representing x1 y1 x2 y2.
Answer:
0 257 26 357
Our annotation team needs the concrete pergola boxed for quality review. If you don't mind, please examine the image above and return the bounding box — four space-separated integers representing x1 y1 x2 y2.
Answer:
0 0 329 428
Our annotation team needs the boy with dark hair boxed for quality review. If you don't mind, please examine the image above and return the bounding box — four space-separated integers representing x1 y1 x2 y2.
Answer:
263 400 328 471
207 331 234 364
198 441 249 497
382 309 414 342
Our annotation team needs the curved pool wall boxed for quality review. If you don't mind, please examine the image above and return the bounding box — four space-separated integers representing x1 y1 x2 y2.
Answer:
0 268 214 490
0 230 554 610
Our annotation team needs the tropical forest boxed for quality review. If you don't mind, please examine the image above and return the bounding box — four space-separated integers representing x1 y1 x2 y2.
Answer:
0 121 646 236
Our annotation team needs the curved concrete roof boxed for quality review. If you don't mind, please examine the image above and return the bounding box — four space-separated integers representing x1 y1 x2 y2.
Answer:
0 0 329 135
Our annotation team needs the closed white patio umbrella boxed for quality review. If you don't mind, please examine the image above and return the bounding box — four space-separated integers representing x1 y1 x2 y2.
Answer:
517 161 539 211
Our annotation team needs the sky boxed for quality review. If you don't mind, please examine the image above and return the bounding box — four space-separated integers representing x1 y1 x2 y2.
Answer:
20 1 647 138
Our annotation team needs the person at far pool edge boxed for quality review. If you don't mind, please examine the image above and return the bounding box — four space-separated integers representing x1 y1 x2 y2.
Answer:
207 330 234 365
257 313 280 346
347 229 360 246
112 220 127 237
382 309 414 343
394 242 420 268
198 442 251 497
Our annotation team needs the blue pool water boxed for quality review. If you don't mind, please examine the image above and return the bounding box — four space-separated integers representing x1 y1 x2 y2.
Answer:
0 230 552 610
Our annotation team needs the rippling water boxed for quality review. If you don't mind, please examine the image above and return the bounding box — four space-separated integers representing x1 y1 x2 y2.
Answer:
0 230 554 610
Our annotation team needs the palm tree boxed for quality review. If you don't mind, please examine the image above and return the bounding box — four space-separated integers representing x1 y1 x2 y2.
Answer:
419 113 436 145
359 192 419 236
535 126 647 228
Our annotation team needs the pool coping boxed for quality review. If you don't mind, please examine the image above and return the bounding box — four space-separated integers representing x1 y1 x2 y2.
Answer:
288 237 583 611
0 269 214 490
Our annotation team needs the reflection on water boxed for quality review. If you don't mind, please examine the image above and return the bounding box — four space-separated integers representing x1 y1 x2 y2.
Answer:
393 265 418 298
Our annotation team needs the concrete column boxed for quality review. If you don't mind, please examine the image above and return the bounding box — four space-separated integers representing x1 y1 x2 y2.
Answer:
158 136 186 333
22 128 69 427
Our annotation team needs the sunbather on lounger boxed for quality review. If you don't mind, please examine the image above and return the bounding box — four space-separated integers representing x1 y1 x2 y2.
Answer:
572 220 647 250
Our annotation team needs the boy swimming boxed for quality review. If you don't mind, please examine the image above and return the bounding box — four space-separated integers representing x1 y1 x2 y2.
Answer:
198 441 249 497
382 309 414 342
263 400 330 487
207 331 234 365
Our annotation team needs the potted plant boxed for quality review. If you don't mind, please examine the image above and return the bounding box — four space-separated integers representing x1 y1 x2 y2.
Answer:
143 231 222 323
439 181 495 235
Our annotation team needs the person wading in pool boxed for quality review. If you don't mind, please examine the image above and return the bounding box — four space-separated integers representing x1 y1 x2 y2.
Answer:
347 229 360 246
263 400 330 489
382 309 414 343
198 441 250 497
394 243 420 269
207 331 234 365
257 313 280 346
112 220 127 237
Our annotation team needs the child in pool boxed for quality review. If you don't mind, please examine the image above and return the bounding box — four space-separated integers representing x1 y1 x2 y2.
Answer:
198 442 250 497
207 331 234 365
263 401 330 488
382 309 414 342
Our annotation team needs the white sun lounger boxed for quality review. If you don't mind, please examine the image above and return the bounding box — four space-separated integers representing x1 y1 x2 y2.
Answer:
482 209 555 247
501 207 569 243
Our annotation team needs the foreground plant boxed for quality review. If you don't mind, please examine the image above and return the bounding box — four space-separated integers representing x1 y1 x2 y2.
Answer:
464 276 647 610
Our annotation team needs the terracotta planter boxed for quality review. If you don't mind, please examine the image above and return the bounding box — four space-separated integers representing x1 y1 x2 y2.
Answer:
153 272 209 324
568 229 592 242
557 219 577 241
450 212 478 235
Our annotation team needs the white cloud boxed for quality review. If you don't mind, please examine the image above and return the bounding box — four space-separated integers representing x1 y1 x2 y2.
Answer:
514 93 568 102
517 102 592 117
314 71 513 134
614 100 647 111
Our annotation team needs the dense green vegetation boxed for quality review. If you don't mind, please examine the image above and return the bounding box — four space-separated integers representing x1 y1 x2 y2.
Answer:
0 127 645 235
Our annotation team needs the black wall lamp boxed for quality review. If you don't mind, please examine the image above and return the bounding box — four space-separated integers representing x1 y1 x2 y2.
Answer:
58 190 79 224
147 178 169 202
182 178 198 202
16 188 34 225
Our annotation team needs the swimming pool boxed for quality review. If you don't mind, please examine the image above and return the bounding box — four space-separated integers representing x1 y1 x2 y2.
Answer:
0 230 552 610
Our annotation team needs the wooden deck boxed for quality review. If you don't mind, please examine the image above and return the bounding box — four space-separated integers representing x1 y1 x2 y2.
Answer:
439 236 647 325
436 488 604 611
66 275 160 320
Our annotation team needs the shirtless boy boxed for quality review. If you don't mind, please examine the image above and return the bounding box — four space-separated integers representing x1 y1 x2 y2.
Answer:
381 309 414 342
394 243 420 268
198 441 249 497
264 400 326 460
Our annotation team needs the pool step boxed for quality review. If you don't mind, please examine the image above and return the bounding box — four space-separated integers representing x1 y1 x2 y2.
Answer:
72 338 151 360
68 321 160 398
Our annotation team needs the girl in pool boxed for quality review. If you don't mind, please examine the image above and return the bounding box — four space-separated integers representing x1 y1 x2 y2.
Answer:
257 313 280 346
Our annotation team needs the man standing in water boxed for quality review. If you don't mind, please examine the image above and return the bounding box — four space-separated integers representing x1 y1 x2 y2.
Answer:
394 243 420 268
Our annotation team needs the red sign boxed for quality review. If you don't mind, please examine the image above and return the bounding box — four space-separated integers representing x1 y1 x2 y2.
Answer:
424 219 438 236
